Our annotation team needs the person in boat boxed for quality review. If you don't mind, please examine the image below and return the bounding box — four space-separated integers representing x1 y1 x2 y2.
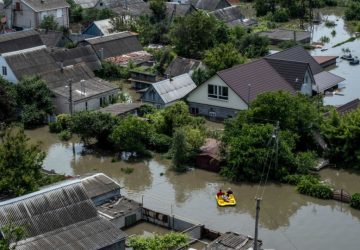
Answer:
217 189 224 197
226 188 233 197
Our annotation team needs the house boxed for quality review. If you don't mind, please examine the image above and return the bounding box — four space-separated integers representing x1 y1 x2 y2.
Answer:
38 29 72 47
141 73 196 108
187 59 296 119
80 31 143 60
129 70 162 90
313 55 338 68
211 6 257 27
266 46 345 93
113 1 151 17
82 18 114 37
192 0 231 11
0 179 127 250
166 2 197 22
336 99 360 115
51 77 119 114
99 102 144 116
165 56 203 78
207 232 261 250
196 138 221 172
258 29 311 45
0 29 44 54
5 0 70 29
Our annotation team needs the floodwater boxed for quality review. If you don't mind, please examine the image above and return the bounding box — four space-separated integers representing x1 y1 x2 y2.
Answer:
309 8 360 106
25 127 360 250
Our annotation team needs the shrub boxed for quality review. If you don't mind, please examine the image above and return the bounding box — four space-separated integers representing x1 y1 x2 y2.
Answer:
57 114 72 130
282 174 303 185
278 40 298 49
350 193 360 210
58 130 72 141
325 20 336 28
49 121 62 133
296 175 332 199
121 167 134 174
320 36 330 43
272 8 289 22
147 133 172 152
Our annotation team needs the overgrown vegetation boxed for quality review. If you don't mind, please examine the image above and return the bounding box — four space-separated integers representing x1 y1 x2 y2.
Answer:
127 232 188 250
0 224 26 250
350 193 360 210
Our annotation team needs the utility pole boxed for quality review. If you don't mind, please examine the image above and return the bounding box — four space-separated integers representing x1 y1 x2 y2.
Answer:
68 79 73 115
254 198 261 250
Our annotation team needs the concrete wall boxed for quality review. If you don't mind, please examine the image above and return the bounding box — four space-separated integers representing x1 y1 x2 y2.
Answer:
0 57 18 83
108 208 142 229
38 8 69 28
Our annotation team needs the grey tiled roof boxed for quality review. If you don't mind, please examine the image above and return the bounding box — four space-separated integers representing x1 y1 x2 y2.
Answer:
165 57 202 77
211 5 244 24
314 71 345 92
23 0 70 11
195 0 231 11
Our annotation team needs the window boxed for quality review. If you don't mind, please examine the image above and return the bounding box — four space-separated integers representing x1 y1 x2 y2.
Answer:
208 85 228 100
100 97 106 107
191 107 199 115
2 66 7 76
56 9 62 18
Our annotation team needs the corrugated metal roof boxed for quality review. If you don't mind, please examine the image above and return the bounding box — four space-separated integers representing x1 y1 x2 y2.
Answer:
0 30 44 54
152 73 197 104
81 173 121 199
208 232 259 250
314 71 345 92
85 32 143 59
73 0 99 9
92 19 114 36
211 5 244 23
0 180 126 249
217 59 296 104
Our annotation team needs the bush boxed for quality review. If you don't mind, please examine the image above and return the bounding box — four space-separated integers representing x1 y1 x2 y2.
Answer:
272 8 289 22
95 61 130 79
58 130 72 141
49 121 62 133
320 36 330 43
296 175 332 199
282 174 303 185
325 20 336 28
147 133 172 152
345 2 360 21
350 193 360 210
278 40 298 49
57 114 72 130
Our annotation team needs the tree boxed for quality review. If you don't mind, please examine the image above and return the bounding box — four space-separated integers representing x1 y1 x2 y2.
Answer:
0 77 16 123
15 76 53 127
109 15 137 33
237 33 269 58
110 115 152 154
0 224 26 250
191 68 210 86
171 128 188 172
71 111 118 146
0 127 45 196
203 43 245 75
128 232 188 250
40 15 58 31
345 1 360 21
149 0 167 22
169 11 221 59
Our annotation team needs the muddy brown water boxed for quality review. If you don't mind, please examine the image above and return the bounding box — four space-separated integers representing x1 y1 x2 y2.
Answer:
25 126 360 250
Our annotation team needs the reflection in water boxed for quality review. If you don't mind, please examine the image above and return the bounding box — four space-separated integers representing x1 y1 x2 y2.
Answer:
25 126 360 249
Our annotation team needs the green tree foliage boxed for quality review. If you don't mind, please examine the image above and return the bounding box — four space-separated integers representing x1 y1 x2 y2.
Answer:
169 11 223 59
154 47 176 75
237 33 269 58
71 111 118 146
345 1 360 21
110 116 152 154
296 175 333 199
15 76 54 128
127 232 188 250
149 0 167 22
0 77 16 123
95 61 131 79
203 43 245 75
171 128 188 172
321 108 360 169
67 0 83 23
191 68 210 86
0 224 26 250
350 193 360 210
82 8 115 25
40 15 58 31
0 128 45 196
109 15 138 33
250 91 320 148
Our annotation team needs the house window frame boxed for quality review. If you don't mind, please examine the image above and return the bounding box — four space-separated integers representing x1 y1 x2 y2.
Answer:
208 84 228 100
2 66 7 76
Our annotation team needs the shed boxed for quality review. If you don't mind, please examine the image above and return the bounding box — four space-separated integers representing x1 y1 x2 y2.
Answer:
0 29 44 54
0 180 126 250
258 29 311 45
82 31 143 59
313 55 338 68
81 173 121 206
208 232 261 250
99 102 144 116
196 138 221 172
141 73 196 108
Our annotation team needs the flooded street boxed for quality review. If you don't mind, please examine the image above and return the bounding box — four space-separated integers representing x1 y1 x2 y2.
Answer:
310 8 360 106
26 127 360 250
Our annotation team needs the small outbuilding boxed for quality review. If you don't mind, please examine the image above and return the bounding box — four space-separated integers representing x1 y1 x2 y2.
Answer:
99 102 144 116
196 138 221 172
258 29 311 45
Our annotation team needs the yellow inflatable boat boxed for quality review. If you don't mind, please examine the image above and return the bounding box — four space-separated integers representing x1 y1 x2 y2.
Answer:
216 194 236 206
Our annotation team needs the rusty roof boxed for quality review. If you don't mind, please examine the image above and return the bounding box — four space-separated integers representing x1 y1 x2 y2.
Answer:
199 138 220 160
217 59 296 104
312 55 338 65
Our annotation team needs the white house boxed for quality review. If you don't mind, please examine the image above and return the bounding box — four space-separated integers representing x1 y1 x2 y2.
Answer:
5 0 69 29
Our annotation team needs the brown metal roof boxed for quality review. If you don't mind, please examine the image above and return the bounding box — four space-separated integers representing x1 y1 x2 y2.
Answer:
266 45 323 75
313 55 338 65
336 99 360 115
265 58 311 90
314 71 345 92
217 59 296 104
199 138 220 160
